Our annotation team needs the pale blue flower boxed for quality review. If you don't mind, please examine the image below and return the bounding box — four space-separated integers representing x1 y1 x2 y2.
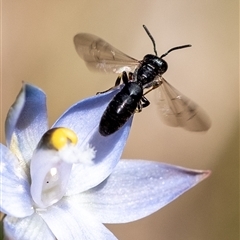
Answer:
0 83 210 240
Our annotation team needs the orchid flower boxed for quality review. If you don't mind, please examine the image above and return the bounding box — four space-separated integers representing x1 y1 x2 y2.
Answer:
0 83 210 240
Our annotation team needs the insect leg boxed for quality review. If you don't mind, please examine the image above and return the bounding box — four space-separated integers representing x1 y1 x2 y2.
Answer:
135 96 150 113
96 75 122 95
143 78 163 96
96 71 130 95
141 96 150 108
128 72 133 81
121 71 129 84
135 101 143 113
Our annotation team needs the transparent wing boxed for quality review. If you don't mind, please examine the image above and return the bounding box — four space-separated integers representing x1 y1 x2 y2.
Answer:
74 33 139 74
157 77 211 131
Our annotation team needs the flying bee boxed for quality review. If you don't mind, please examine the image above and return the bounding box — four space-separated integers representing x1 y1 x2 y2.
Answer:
74 25 211 136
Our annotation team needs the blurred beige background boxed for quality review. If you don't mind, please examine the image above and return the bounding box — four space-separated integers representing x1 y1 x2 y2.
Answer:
1 1 239 239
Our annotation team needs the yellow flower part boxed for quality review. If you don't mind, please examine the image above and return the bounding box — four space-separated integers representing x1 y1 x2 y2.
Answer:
50 128 78 150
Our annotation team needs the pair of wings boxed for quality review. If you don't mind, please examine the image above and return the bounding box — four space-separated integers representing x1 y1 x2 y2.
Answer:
74 33 211 131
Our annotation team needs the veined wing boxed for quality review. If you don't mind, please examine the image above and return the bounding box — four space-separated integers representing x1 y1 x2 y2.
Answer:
74 33 139 74
157 77 211 131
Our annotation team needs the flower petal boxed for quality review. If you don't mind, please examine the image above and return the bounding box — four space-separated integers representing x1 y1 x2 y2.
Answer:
74 160 210 223
39 198 117 240
5 83 48 163
54 88 132 194
4 213 55 240
65 119 132 195
53 87 122 144
0 144 34 218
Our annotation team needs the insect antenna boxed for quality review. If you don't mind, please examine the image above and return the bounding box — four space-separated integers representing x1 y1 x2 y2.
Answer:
143 25 158 56
160 44 192 58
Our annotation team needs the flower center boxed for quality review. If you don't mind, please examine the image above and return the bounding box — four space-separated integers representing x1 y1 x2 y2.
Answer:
30 127 95 209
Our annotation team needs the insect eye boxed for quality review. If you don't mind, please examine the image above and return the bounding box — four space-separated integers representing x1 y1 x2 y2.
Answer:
158 59 168 74
143 54 155 62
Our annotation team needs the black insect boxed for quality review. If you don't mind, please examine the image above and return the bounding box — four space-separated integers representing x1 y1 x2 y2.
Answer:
74 25 211 136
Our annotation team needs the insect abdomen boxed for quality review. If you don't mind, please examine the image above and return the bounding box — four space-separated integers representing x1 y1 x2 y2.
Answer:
99 82 143 136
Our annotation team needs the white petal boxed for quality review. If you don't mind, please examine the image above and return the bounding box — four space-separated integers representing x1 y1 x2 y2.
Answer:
39 198 117 240
74 160 210 223
65 119 132 195
5 83 48 164
0 144 34 218
54 88 132 195
4 213 55 240
53 87 122 144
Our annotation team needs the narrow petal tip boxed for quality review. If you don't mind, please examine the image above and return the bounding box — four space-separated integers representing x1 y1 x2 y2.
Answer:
196 169 211 181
